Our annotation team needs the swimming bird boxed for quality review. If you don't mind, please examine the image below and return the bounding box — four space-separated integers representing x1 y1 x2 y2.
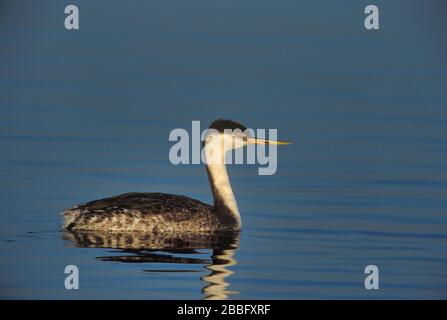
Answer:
62 119 289 233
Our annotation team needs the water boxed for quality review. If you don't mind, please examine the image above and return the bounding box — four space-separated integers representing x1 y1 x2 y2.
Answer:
1 0 447 299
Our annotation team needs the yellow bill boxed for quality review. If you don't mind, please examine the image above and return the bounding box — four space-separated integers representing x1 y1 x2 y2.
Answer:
247 138 291 145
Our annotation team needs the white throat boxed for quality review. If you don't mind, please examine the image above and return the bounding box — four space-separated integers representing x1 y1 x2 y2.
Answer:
206 163 241 226
204 136 241 227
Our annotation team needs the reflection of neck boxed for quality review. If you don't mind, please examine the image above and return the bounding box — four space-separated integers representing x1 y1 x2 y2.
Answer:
202 248 238 300
206 161 241 227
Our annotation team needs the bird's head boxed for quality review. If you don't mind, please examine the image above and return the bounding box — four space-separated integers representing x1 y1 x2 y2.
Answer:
203 119 290 161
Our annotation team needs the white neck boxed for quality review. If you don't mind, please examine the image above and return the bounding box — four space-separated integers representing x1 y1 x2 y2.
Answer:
203 133 241 228
205 163 241 228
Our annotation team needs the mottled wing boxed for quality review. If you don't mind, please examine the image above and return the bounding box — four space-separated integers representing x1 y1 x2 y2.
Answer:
62 192 213 230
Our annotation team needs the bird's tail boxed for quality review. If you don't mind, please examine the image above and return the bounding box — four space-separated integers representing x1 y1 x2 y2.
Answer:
61 207 80 230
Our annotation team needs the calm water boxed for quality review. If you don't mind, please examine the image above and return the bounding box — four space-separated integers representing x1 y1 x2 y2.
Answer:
1 0 447 299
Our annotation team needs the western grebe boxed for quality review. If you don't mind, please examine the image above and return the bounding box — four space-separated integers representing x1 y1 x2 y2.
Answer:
62 119 289 232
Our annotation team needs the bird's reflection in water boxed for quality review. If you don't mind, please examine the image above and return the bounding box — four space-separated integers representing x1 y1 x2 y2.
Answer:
63 230 240 300
202 248 238 300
